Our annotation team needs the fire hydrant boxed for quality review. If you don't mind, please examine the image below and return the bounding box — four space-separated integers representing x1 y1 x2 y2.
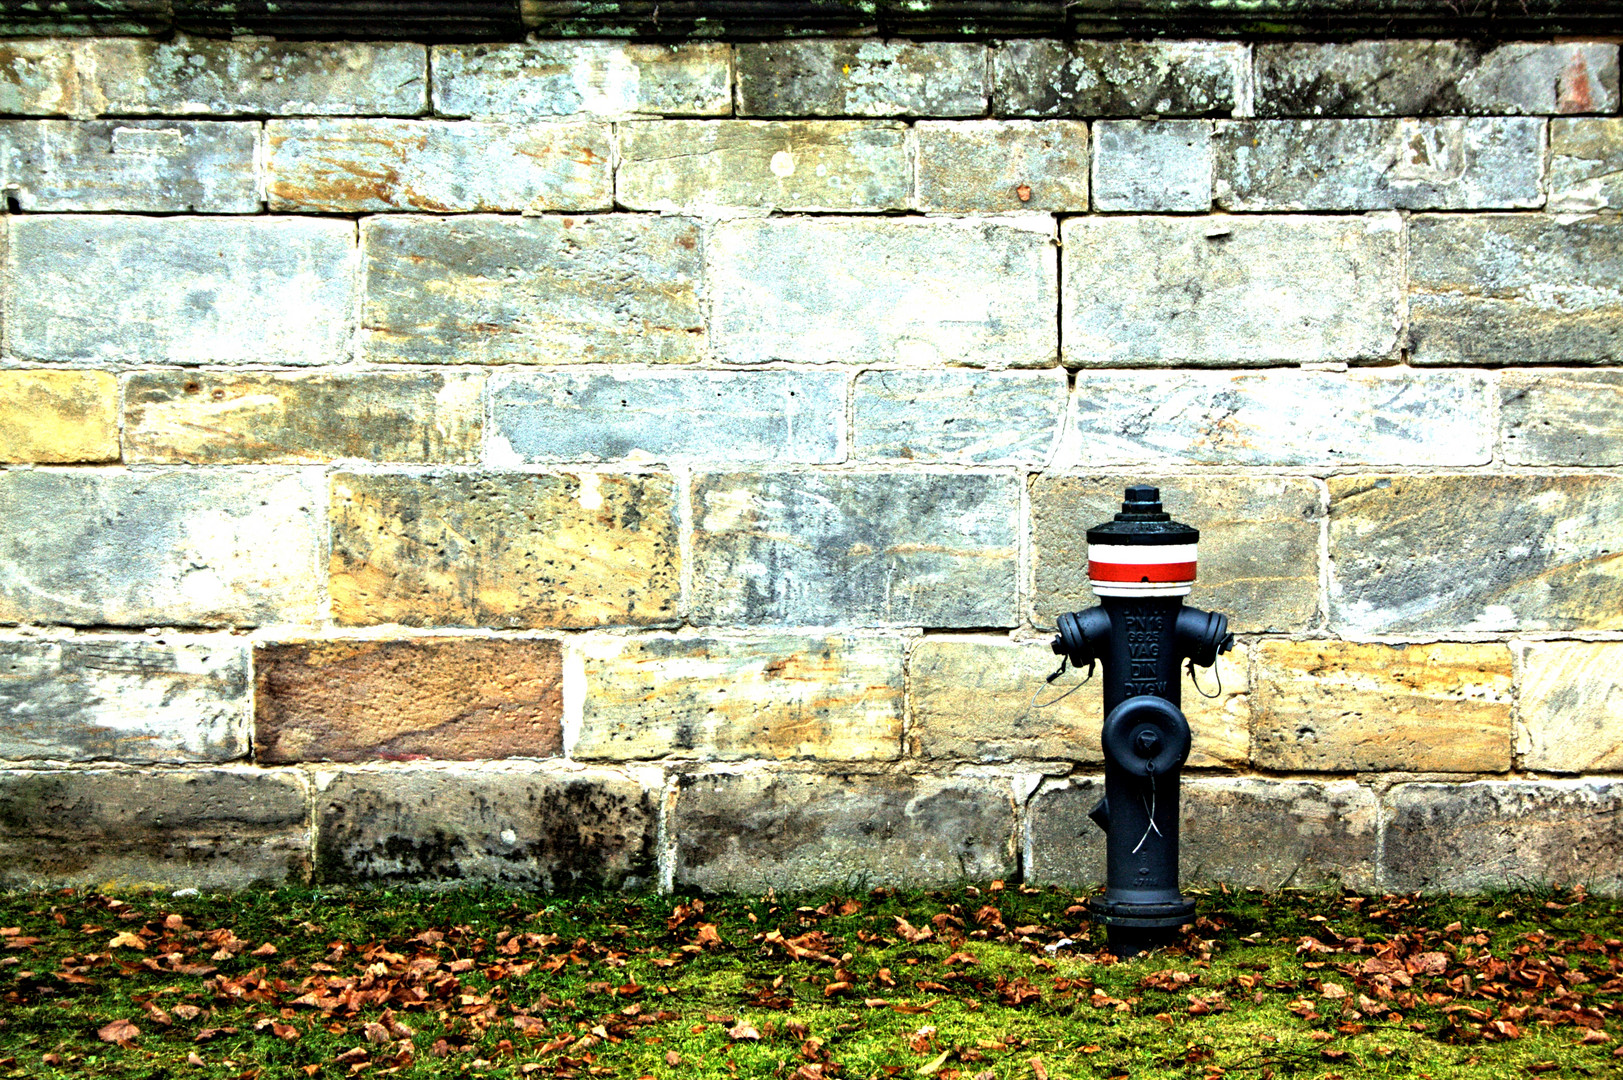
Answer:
1049 484 1233 955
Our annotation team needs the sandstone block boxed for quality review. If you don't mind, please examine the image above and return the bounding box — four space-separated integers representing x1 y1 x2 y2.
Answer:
1091 120 1212 212
1215 118 1543 211
852 370 1066 465
1408 214 1623 364
1384 780 1623 892
314 764 656 888
1252 641 1512 773
1061 214 1403 365
914 120 1089 213
1255 41 1619 117
489 369 844 464
432 41 730 119
0 469 320 627
7 215 356 366
1066 369 1491 467
691 471 1018 628
0 119 257 212
1501 370 1623 466
266 119 611 213
1549 118 1623 213
908 637 1249 767
737 40 986 117
0 767 311 888
329 472 679 629
125 371 483 465
362 214 703 365
710 217 1057 367
0 370 117 463
616 120 909 212
574 633 905 761
673 769 1016 891
1031 475 1320 633
256 638 564 763
1518 642 1623 774
993 39 1244 117
0 636 249 762
0 40 81 115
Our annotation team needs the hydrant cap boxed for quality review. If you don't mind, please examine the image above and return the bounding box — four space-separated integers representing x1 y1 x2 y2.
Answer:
1086 485 1200 597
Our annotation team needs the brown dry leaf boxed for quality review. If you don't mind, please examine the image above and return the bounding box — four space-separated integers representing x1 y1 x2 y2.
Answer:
864 998 891 1008
108 932 145 951
363 1022 391 1045
943 952 978 967
1321 982 1348 1000
334 1047 368 1065
512 1015 547 1036
251 943 277 958
1579 1030 1612 1045
894 917 933 944
172 1004 202 1022
694 923 724 949
98 1019 140 1046
1287 999 1318 1019
271 1022 300 1043
665 1050 682 1066
728 1021 761 1041
1029 1057 1049 1080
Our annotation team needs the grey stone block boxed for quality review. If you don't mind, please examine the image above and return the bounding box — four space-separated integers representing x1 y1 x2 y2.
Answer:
313 763 657 889
1517 642 1623 774
673 769 1017 891
432 41 730 119
914 120 1089 213
1501 370 1623 466
0 469 321 628
737 40 987 117
0 636 250 763
1255 41 1619 117
361 214 702 365
0 120 257 212
7 215 356 366
993 39 1244 118
0 767 311 888
709 217 1058 367
489 369 845 464
1092 120 1212 212
0 40 81 115
1214 118 1543 211
1549 118 1623 213
1409 215 1623 364
691 471 1019 628
1066 369 1491 467
1062 214 1403 366
1384 781 1623 893
1328 474 1623 634
852 369 1066 465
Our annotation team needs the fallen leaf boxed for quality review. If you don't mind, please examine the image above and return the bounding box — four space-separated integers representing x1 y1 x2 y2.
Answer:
251 943 277 958
187 1052 206 1066
1579 1029 1611 1045
917 1049 952 1075
109 932 145 951
728 1021 761 1041
666 1051 681 1066
1029 1057 1049 1080
98 1018 140 1045
1321 982 1348 1000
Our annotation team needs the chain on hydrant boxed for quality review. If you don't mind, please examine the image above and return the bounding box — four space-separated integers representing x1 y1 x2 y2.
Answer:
1048 485 1234 956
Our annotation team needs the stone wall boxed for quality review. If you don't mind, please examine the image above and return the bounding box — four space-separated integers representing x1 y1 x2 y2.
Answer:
1 33 1620 894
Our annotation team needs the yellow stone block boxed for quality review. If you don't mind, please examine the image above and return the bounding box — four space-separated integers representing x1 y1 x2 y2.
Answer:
0 370 118 463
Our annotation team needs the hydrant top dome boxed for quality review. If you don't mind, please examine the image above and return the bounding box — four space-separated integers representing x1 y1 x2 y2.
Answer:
1085 485 1201 546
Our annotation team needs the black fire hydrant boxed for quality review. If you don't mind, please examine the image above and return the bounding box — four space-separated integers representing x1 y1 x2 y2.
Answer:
1050 485 1233 955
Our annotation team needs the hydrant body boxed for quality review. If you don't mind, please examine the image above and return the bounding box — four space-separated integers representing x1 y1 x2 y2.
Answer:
1050 485 1233 955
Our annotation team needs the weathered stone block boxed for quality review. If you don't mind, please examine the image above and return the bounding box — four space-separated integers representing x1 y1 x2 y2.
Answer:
1329 475 1623 633
1215 118 1543 211
0 40 81 115
1062 214 1403 365
0 119 257 212
7 215 356 366
1031 475 1320 633
0 470 321 627
993 39 1244 117
1518 642 1623 774
710 217 1058 367
852 370 1066 465
432 41 730 119
1501 370 1623 466
914 120 1089 213
691 471 1018 628
362 214 702 365
266 119 611 213
1408 214 1623 364
0 767 311 888
1092 120 1212 212
0 370 117 463
256 638 563 764
314 763 656 888
574 633 904 761
616 120 909 212
908 637 1249 767
1548 118 1623 213
1252 641 1512 773
489 370 845 464
1384 780 1623 892
1066 369 1491 467
329 472 680 629
1255 41 1619 117
737 40 987 117
0 636 249 762
673 769 1016 891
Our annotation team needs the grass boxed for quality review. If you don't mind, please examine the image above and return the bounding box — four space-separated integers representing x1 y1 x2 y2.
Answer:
0 882 1619 1079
